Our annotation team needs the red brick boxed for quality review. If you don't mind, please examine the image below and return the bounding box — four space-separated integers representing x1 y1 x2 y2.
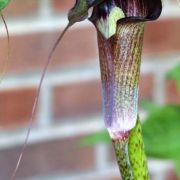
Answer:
3 0 38 17
166 169 178 180
109 177 121 180
53 80 102 121
96 177 121 180
1 19 180 75
143 19 180 55
108 144 116 163
139 74 154 101
53 0 75 12
166 80 180 104
0 27 97 74
0 88 37 128
0 137 95 179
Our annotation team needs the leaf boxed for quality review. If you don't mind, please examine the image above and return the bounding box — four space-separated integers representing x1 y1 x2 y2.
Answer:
80 129 110 146
140 99 158 112
175 158 180 177
142 104 180 175
0 0 9 10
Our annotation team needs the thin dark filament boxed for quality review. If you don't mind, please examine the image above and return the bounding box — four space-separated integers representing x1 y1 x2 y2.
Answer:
10 23 72 180
0 12 10 84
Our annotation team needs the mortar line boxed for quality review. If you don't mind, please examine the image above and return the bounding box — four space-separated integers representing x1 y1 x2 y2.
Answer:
36 85 53 127
95 144 109 170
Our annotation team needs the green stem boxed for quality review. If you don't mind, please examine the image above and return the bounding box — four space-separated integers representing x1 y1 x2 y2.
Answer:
113 137 134 179
128 117 149 180
113 118 149 180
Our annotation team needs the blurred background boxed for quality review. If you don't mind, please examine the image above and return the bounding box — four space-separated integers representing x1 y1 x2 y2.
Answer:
0 0 179 179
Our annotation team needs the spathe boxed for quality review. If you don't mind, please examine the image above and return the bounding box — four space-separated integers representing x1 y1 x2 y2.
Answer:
69 0 162 24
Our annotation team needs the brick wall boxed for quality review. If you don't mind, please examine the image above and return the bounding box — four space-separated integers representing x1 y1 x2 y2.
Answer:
0 0 179 179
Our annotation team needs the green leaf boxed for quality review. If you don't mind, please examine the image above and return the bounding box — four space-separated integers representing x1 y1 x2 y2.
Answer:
140 99 158 112
80 129 110 146
142 104 180 175
175 158 180 177
0 0 9 10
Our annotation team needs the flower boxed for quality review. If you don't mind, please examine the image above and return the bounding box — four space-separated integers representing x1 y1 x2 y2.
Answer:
68 0 162 138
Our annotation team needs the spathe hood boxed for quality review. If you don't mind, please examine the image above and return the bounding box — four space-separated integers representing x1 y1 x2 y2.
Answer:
90 0 162 22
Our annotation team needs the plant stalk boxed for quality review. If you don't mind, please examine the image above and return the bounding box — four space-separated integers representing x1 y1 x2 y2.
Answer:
113 118 149 180
112 135 134 179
